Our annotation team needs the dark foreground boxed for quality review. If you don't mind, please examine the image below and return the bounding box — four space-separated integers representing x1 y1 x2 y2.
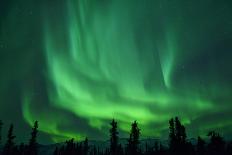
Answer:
0 117 231 155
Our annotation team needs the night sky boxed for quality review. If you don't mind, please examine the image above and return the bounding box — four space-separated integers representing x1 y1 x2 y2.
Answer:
0 0 232 144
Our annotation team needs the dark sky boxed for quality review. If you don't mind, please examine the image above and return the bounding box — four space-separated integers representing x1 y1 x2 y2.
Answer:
0 0 232 144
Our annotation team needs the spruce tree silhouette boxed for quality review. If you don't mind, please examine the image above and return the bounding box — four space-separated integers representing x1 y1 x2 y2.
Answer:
1 117 231 155
78 141 83 154
65 138 75 155
169 118 176 153
3 124 16 155
127 121 140 155
169 117 187 155
84 137 89 155
207 131 225 155
175 117 186 148
197 136 206 155
28 121 39 155
109 119 119 155
52 137 89 155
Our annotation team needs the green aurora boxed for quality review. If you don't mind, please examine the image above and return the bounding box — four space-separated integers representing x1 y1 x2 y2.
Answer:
0 0 232 143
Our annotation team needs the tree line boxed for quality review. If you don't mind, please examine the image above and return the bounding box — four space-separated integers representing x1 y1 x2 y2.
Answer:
0 120 38 155
0 117 231 155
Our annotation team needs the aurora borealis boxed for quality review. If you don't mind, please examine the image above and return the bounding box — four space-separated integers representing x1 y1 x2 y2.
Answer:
0 0 232 143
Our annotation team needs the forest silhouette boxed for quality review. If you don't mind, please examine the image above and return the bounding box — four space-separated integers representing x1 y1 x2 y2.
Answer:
0 117 231 155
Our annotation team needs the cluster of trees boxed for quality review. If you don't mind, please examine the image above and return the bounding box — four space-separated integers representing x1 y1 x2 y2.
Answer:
0 118 231 155
0 121 38 155
54 117 232 155
53 138 89 155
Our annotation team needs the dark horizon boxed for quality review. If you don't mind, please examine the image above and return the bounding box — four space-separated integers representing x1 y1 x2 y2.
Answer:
0 118 231 155
0 118 231 145
0 0 232 144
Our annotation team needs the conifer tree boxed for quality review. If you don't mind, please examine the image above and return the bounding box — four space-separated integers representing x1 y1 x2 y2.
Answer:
3 124 16 155
65 138 75 155
169 118 175 152
169 117 187 154
84 137 89 155
175 117 186 146
127 121 140 155
110 119 119 155
28 121 39 155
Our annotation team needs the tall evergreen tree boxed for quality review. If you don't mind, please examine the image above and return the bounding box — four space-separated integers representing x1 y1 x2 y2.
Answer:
65 138 75 155
110 119 119 155
84 137 89 155
175 117 186 145
180 124 186 144
3 124 16 155
127 121 140 155
169 118 176 152
28 121 39 155
169 117 187 155
175 117 182 144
